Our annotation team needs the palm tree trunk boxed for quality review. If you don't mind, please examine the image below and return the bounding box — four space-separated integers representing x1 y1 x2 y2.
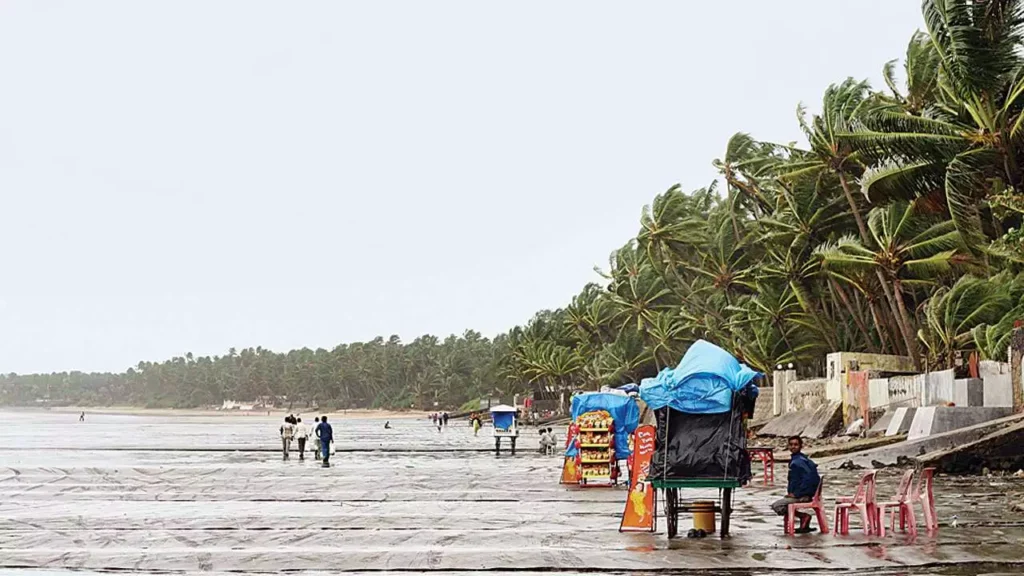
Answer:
829 278 876 351
838 172 920 367
891 279 922 370
868 302 891 352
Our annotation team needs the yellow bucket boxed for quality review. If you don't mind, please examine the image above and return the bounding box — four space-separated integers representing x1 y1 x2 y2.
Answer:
692 500 716 533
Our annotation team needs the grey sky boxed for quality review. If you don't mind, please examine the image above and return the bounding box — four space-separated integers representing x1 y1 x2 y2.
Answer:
0 1 925 374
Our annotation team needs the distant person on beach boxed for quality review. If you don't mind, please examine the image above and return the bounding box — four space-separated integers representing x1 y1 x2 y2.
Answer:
472 415 481 436
547 428 557 454
384 421 391 429
442 413 449 426
280 417 295 460
79 412 85 422
538 428 552 454
295 417 309 460
316 416 333 468
771 436 820 534
312 417 322 460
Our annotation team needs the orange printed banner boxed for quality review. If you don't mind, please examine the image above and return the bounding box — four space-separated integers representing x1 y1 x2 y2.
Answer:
559 423 580 484
619 424 656 532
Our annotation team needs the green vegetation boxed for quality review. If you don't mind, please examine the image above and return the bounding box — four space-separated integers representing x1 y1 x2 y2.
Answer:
7 1 1024 409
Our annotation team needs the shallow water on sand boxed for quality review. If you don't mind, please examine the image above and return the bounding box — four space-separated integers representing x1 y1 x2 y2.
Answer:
2 410 1024 575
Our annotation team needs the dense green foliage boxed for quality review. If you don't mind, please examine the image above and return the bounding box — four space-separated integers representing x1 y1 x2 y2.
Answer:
8 1 1024 409
0 334 506 410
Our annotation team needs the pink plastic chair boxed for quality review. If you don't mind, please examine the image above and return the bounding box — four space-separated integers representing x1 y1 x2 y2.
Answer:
833 470 879 536
913 467 938 532
786 475 830 535
748 448 775 485
878 470 916 537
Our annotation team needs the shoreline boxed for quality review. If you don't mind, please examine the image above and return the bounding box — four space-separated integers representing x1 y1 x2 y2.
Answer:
1 406 432 419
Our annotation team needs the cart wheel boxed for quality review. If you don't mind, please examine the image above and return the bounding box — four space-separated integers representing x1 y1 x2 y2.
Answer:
666 488 679 539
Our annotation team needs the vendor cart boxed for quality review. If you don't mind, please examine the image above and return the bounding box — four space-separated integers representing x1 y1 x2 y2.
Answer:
490 404 519 455
561 391 639 487
639 340 760 539
650 477 741 538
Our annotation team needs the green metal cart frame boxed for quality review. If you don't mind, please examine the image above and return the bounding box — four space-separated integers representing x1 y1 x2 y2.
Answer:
649 478 741 538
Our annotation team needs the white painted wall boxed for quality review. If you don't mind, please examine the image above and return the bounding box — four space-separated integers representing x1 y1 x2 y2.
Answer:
920 370 956 406
980 360 1013 408
869 378 889 409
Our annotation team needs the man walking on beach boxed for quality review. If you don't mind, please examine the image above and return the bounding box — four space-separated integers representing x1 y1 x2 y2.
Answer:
316 416 333 468
280 417 295 460
771 436 820 533
295 417 308 461
312 417 322 460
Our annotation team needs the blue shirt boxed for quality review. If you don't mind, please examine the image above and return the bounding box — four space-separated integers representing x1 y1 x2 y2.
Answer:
316 422 333 443
788 453 819 498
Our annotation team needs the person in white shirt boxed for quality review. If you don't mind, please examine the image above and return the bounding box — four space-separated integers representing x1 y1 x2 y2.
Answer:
547 427 558 455
538 429 552 454
295 417 309 461
280 417 295 460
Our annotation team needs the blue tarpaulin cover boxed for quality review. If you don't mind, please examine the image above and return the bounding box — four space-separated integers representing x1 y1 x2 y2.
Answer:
491 405 516 428
616 383 640 395
565 392 640 460
491 411 514 430
639 340 761 415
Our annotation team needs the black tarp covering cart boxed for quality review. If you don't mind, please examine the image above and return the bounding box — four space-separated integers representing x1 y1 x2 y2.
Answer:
639 340 760 538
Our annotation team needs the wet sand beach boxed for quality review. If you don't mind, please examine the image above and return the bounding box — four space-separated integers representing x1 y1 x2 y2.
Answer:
2 410 1024 575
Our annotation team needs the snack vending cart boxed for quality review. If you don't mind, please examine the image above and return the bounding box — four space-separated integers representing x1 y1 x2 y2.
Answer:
561 391 640 488
577 410 616 486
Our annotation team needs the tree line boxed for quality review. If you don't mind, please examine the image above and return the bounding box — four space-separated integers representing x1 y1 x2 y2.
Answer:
6 1 1024 409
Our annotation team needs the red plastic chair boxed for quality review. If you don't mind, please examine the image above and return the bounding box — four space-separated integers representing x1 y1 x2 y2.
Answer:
748 448 775 485
913 467 938 532
785 475 830 535
832 470 879 535
878 470 917 537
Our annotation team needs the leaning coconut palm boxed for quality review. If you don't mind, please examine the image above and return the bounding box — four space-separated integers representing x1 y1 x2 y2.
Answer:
971 271 1024 360
919 274 1013 368
881 31 943 116
605 241 677 334
589 329 656 386
846 0 1024 251
816 199 976 369
778 79 922 362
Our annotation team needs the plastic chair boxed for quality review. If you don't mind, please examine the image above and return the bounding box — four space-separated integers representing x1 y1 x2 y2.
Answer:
832 470 878 535
748 448 775 485
785 475 830 535
913 467 938 532
878 469 916 537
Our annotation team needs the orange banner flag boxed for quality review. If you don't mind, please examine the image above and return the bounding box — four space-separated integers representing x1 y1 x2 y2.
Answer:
619 424 656 532
559 423 580 484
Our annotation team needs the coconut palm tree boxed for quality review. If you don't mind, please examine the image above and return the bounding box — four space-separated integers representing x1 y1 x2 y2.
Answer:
920 274 1012 368
817 199 974 369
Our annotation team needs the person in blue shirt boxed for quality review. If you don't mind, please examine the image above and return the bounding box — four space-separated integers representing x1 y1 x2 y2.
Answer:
316 416 333 468
771 435 820 533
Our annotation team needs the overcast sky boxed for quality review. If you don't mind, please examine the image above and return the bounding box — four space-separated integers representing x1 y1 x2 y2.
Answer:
0 1 926 374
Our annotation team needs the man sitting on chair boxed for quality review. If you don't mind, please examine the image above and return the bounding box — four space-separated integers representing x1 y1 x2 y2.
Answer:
771 435 820 534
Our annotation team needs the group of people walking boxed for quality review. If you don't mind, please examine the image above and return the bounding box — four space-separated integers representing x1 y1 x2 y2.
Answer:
430 412 449 431
279 414 334 467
